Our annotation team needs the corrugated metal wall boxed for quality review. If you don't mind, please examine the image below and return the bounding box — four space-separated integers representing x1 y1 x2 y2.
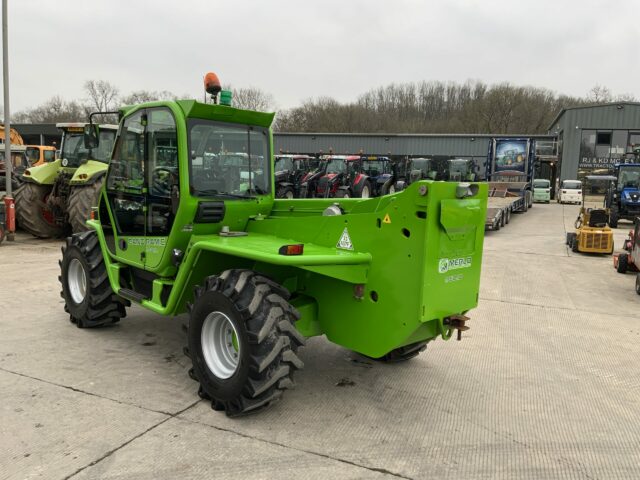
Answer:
273 133 554 157
550 103 640 179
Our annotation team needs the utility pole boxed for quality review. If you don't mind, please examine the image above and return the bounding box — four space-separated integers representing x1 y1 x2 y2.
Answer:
3 0 14 240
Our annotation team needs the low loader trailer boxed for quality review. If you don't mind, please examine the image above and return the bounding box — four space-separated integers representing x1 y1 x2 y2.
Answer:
485 182 527 231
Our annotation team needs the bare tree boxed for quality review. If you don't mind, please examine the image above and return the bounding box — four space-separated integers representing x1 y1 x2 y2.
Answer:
120 90 177 105
84 80 120 112
13 96 85 123
587 85 613 103
230 86 275 111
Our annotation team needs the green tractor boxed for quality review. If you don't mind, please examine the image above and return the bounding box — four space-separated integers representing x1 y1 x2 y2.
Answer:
58 74 488 417
15 122 117 238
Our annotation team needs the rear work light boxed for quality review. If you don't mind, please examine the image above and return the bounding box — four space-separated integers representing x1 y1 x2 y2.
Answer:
279 244 304 255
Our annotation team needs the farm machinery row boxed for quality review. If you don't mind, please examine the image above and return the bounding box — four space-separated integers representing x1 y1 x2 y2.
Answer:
277 154 477 199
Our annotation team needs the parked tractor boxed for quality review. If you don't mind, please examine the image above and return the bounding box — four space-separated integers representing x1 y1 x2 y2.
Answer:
0 145 30 193
274 154 318 198
58 73 488 417
25 145 57 167
15 123 117 238
566 175 616 254
613 217 640 273
605 149 640 228
313 155 393 198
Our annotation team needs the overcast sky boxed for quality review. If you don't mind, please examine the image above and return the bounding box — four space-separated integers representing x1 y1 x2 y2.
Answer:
3 0 640 113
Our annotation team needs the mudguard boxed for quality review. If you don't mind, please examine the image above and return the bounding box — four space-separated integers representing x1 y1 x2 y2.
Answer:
70 160 108 185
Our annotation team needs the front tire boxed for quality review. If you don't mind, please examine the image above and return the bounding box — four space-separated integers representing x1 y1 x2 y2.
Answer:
617 254 629 273
59 231 127 328
186 270 305 417
15 182 63 238
359 181 372 199
276 185 295 199
67 178 104 233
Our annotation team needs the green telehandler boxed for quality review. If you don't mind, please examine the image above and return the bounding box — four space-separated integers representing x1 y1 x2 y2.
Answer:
58 73 488 417
15 122 117 238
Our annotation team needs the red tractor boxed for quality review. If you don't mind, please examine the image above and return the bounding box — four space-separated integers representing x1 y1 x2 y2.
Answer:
312 155 393 198
613 218 640 292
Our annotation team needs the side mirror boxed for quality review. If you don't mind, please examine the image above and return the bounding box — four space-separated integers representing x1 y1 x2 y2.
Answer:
84 124 100 149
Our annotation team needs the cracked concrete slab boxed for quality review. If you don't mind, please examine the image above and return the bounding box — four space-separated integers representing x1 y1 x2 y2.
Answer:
0 369 167 480
70 416 396 480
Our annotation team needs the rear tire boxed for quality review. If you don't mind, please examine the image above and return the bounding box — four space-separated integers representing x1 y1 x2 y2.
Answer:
609 209 619 228
186 270 305 417
636 274 640 295
373 341 427 362
59 231 127 328
617 254 629 273
15 182 63 238
67 178 104 233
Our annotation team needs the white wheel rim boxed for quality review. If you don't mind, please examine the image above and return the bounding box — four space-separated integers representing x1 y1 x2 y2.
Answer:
285 190 294 199
201 311 240 379
68 258 87 304
361 185 370 198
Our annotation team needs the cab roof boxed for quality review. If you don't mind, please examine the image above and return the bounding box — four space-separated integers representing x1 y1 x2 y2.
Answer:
119 100 275 129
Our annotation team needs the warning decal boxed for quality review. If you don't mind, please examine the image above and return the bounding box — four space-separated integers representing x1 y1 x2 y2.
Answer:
337 227 354 250
383 213 391 224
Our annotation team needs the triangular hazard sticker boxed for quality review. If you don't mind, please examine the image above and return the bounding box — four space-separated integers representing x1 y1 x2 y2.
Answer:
383 213 391 224
337 227 354 250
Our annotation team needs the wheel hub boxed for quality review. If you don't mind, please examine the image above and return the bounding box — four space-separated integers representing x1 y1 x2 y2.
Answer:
68 258 87 304
201 311 240 379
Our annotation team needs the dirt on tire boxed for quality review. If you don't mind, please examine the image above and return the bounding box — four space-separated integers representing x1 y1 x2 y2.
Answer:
14 182 63 238
67 178 104 233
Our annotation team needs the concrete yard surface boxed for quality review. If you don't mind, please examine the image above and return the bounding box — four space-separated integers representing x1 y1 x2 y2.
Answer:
1 202 640 479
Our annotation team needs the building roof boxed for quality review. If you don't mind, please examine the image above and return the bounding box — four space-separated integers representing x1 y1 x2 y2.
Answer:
547 102 640 132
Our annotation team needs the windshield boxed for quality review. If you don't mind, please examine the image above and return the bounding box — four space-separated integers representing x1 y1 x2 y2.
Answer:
44 149 55 162
189 120 270 197
326 159 346 174
362 160 384 175
533 179 550 188
562 181 581 190
275 157 293 172
618 166 640 189
61 130 116 167
449 159 470 177
26 147 40 163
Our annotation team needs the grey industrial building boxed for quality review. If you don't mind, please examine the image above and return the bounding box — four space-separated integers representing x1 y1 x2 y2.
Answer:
547 102 640 181
7 102 640 188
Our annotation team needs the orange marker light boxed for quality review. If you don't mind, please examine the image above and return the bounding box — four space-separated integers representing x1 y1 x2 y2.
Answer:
204 72 222 96
278 244 304 256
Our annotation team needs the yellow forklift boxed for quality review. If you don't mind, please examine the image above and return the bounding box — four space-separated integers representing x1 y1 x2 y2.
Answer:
566 175 616 254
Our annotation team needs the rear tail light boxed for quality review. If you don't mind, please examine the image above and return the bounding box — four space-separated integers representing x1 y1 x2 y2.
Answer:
578 191 582 194
279 244 304 255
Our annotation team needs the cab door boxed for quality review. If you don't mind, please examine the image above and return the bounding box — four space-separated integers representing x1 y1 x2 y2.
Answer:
106 109 147 268
143 108 179 269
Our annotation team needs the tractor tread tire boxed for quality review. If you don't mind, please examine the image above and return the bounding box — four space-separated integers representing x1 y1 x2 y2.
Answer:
59 231 127 328
187 269 304 417
15 182 63 239
276 185 295 199
617 254 629 274
374 340 428 363
68 178 104 234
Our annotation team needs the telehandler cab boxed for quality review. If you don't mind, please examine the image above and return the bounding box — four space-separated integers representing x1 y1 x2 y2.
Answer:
59 73 488 416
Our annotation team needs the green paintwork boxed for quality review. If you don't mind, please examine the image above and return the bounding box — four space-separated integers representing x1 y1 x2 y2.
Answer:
91 99 488 358
22 159 63 185
70 160 108 185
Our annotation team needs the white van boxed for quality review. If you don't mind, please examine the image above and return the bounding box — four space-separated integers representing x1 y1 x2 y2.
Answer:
557 180 582 204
